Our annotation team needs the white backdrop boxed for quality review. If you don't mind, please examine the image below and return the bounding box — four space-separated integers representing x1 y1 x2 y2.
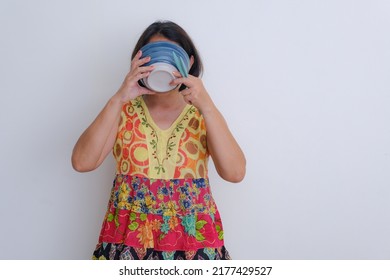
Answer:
1 0 389 259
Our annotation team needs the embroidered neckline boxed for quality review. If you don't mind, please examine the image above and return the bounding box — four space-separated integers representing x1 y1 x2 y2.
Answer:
134 97 196 175
140 96 192 133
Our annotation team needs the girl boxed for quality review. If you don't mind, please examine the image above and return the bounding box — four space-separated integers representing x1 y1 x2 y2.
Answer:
72 21 246 260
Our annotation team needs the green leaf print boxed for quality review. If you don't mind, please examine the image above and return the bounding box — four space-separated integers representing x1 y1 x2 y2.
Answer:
142 117 149 127
195 231 205 241
150 140 157 149
155 165 166 174
216 225 221 232
167 142 175 151
114 209 120 228
140 213 147 221
107 213 114 222
195 220 207 230
175 123 184 132
130 212 136 221
128 222 139 231
218 230 224 240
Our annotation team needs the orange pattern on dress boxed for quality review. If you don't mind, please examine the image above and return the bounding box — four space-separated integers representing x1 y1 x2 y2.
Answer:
174 114 208 178
114 102 150 177
96 97 227 256
114 97 208 179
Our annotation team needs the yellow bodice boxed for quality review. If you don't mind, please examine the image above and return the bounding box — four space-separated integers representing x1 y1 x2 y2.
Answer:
113 97 209 179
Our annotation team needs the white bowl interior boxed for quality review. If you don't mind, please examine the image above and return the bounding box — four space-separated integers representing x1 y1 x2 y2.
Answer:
143 62 177 92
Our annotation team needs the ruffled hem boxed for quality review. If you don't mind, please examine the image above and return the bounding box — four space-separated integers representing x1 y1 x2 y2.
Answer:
92 243 231 260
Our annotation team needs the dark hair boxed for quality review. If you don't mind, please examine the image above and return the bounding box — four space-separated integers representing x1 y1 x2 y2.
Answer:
132 20 203 78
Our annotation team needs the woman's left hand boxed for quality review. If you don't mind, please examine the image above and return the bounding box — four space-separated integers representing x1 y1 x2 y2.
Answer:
170 72 215 114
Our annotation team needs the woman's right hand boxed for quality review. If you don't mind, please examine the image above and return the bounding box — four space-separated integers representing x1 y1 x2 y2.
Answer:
115 50 155 102
71 50 155 172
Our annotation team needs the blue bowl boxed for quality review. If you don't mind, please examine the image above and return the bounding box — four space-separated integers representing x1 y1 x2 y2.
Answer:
138 42 190 92
140 41 190 79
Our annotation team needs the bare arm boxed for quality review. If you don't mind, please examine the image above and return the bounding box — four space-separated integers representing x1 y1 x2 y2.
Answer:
202 104 246 182
71 51 155 172
71 96 123 172
171 73 246 182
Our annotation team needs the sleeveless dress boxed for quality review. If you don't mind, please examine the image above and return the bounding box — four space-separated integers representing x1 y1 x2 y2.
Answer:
92 96 230 260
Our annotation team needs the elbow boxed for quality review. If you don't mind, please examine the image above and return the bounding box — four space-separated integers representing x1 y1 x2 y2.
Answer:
219 163 246 183
226 168 246 183
71 158 89 173
71 154 96 173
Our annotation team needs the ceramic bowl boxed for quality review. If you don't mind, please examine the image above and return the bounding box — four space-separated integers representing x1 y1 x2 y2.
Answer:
139 41 190 92
142 62 177 92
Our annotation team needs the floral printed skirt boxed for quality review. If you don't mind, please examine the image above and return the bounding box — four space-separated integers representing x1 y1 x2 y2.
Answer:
93 175 229 260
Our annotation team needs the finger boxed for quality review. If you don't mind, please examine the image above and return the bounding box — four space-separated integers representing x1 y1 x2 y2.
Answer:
135 70 152 81
172 71 182 78
170 71 185 86
182 95 192 105
180 88 191 96
132 58 151 70
137 56 152 67
130 50 143 68
171 71 195 87
125 70 150 84
134 50 143 60
136 65 154 74
131 54 151 68
170 76 188 87
173 71 194 79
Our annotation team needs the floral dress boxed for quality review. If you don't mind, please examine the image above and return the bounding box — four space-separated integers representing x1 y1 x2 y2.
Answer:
92 96 230 260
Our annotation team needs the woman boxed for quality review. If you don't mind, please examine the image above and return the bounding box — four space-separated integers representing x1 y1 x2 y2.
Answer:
72 20 246 260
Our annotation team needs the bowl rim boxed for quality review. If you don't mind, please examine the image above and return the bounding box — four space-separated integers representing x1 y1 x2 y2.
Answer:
142 62 178 92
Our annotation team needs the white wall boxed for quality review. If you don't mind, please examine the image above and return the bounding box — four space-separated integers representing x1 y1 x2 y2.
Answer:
1 0 389 259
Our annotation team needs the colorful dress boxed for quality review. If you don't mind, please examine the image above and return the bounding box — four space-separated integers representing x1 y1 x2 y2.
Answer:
92 96 230 260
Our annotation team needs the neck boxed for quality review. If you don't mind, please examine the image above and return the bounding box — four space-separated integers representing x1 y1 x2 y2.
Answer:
143 88 186 109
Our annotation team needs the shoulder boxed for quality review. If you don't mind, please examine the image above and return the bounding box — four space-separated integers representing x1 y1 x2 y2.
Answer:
121 97 143 117
186 106 206 132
